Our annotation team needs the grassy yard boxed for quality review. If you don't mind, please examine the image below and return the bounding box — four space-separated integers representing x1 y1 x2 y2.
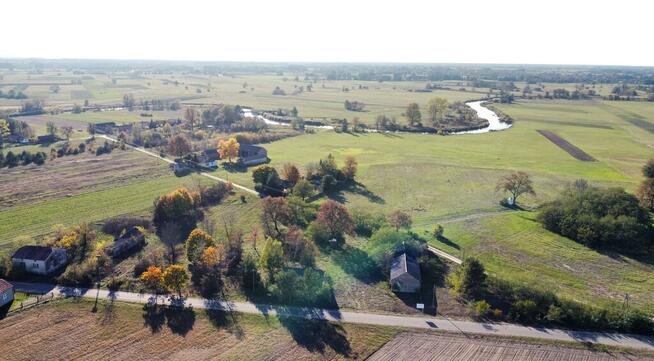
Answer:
0 299 401 360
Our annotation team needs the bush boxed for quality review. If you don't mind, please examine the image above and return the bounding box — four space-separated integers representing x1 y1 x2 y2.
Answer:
352 209 387 237
200 182 232 206
512 299 539 323
474 300 491 317
102 217 151 236
448 257 487 301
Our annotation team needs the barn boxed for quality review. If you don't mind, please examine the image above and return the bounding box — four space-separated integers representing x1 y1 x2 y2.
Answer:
390 252 422 293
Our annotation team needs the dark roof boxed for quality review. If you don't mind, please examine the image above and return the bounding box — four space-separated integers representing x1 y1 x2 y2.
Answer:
0 279 12 293
202 148 219 159
116 227 145 242
239 144 267 156
12 245 55 261
37 134 58 142
390 253 421 282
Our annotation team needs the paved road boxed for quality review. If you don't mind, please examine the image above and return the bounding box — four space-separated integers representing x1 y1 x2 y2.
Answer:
97 135 258 195
11 282 654 351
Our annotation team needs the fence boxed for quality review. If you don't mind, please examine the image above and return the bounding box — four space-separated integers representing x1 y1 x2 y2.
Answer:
9 292 57 315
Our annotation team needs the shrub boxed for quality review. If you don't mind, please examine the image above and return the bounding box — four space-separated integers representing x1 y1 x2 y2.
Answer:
474 300 492 317
352 209 387 237
200 182 232 206
102 217 150 236
448 257 487 300
512 299 539 323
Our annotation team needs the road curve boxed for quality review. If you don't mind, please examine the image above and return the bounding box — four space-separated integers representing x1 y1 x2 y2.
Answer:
10 282 654 351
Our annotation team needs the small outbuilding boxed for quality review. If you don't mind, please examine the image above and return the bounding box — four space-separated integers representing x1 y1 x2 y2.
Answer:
390 252 422 293
0 279 14 308
12 246 68 276
106 227 146 258
238 144 268 166
199 149 220 168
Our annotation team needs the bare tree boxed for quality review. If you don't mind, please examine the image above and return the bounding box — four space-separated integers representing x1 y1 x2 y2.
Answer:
496 172 535 205
159 222 182 263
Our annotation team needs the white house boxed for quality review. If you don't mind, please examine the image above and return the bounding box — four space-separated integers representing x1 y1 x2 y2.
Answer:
12 246 68 276
0 279 14 308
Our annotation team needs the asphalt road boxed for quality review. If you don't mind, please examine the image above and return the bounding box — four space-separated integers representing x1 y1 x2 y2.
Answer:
11 282 654 351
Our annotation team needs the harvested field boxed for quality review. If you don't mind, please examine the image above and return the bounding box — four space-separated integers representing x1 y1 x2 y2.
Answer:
0 300 399 361
18 114 89 130
537 130 597 161
0 149 170 210
369 332 654 361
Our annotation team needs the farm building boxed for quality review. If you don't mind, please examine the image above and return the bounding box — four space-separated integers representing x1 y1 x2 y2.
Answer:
390 252 422 293
12 246 68 276
36 135 59 144
6 134 30 144
199 149 219 168
238 144 268 166
106 227 146 258
0 279 14 308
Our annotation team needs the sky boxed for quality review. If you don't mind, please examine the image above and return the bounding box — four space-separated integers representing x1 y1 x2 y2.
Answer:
3 0 654 66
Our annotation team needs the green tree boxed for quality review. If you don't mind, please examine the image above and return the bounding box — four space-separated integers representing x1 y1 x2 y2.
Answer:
292 179 315 200
449 257 487 300
259 237 284 281
405 103 422 127
387 210 412 231
642 158 654 178
46 121 58 137
0 119 9 147
496 172 535 205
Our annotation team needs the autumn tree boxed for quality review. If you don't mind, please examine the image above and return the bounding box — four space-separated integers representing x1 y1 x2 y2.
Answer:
163 264 190 297
140 266 164 293
259 237 284 281
167 134 191 158
427 97 448 126
0 119 9 146
153 187 199 227
405 103 422 127
260 196 290 238
201 245 226 269
496 172 535 205
218 137 240 163
387 210 412 231
448 257 487 300
185 228 215 265
342 156 357 181
281 163 301 186
313 200 355 241
61 126 73 141
184 107 199 132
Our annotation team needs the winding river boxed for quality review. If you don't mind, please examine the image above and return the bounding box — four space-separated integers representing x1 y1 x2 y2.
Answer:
242 100 512 134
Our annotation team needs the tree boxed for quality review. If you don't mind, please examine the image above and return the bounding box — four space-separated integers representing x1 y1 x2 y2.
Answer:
496 172 535 205
387 210 412 231
636 178 654 211
140 266 164 293
314 200 355 242
184 107 199 131
643 159 654 178
163 264 190 297
405 103 422 127
159 222 182 263
185 228 215 265
61 126 73 141
252 165 283 195
292 179 314 200
153 187 199 227
259 237 284 281
342 156 357 181
281 163 301 186
87 123 96 138
46 121 58 137
122 94 135 110
261 196 290 238
427 97 448 126
291 106 299 118
218 137 240 163
448 257 487 300
168 134 191 158
0 119 9 146
201 245 226 269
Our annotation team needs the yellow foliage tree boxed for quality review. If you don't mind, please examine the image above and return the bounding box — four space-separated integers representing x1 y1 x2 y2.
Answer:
140 266 164 292
163 264 190 297
185 228 215 265
218 137 240 163
201 245 226 269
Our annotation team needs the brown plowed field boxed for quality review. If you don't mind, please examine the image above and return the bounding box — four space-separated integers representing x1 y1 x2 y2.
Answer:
537 130 597 161
369 332 653 361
